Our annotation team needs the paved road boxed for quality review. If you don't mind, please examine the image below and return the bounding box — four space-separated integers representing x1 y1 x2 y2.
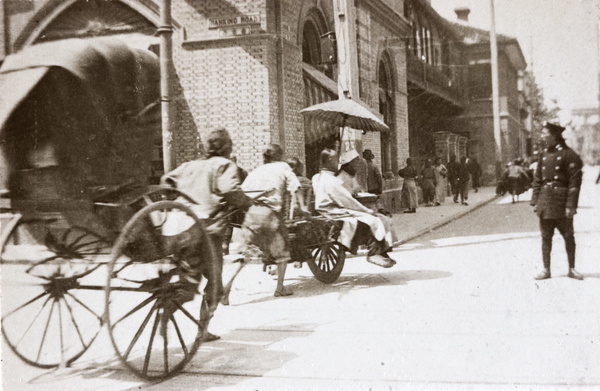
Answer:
3 172 600 390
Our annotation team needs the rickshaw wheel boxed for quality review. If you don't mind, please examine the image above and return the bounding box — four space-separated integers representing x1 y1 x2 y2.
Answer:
305 240 346 284
1 214 108 368
105 200 219 380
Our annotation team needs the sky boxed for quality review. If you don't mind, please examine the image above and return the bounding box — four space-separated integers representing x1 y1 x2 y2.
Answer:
430 0 600 119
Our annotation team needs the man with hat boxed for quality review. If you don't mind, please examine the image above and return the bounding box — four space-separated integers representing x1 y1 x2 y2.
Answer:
338 148 365 196
531 122 584 280
312 148 397 268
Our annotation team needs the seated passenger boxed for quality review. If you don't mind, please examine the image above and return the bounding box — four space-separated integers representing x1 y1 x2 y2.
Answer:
311 148 397 268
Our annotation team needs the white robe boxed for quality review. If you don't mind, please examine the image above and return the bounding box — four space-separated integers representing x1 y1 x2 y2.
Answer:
312 170 396 249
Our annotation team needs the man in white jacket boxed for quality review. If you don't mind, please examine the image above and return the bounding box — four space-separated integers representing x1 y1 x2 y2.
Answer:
312 148 396 268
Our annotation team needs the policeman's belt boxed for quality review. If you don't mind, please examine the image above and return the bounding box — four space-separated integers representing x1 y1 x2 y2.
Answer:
543 181 567 188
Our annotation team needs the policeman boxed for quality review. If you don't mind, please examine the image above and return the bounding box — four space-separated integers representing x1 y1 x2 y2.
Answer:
531 122 584 280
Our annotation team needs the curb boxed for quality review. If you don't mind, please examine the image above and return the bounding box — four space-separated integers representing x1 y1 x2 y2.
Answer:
346 194 500 258
393 194 500 247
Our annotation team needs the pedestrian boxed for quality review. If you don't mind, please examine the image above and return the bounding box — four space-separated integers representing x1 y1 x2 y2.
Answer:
398 157 418 213
312 148 397 268
456 156 470 205
161 127 252 341
240 144 308 296
468 157 482 193
505 158 530 203
420 158 437 206
433 156 447 206
286 156 312 215
363 149 383 195
531 122 584 280
447 155 459 203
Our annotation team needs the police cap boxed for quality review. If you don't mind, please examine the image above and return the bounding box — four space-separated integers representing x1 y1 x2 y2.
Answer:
542 121 565 135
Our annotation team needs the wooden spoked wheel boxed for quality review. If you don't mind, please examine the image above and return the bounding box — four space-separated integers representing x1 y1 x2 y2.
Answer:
305 239 346 284
105 201 219 380
0 214 108 368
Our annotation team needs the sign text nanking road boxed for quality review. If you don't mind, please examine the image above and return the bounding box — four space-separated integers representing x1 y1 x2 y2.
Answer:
208 14 261 29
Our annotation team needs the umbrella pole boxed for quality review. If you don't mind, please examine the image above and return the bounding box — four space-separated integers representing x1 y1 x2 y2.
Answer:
338 115 347 155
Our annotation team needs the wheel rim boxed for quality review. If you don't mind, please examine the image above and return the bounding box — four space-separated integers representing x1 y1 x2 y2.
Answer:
1 216 107 368
105 201 217 380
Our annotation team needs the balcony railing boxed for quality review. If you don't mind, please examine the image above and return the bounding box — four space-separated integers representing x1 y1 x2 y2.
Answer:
407 52 465 107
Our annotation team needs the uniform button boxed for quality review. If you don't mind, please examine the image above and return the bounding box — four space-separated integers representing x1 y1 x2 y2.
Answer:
543 157 547 160
557 156 562 160
542 167 546 170
555 166 560 170
554 175 559 179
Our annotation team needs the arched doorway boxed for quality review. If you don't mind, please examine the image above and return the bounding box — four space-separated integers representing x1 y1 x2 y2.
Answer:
378 54 397 178
301 8 337 177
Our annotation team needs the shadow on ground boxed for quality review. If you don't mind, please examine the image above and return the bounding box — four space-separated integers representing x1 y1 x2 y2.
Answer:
233 268 453 306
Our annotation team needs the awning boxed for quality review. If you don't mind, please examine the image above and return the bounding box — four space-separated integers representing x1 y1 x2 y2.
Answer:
302 63 384 144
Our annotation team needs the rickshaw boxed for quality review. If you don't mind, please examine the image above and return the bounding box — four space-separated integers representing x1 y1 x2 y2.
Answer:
0 38 348 380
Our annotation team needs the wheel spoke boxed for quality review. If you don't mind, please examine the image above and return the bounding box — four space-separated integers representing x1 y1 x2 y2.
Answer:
111 294 157 328
69 231 105 250
25 256 60 273
14 295 52 348
142 308 161 376
62 295 87 348
169 313 189 360
3 291 48 318
174 300 202 328
36 299 56 362
163 315 169 374
65 292 103 322
123 300 159 360
58 299 65 364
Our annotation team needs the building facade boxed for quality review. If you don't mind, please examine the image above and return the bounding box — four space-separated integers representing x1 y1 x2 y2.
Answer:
1 0 414 211
1 0 530 204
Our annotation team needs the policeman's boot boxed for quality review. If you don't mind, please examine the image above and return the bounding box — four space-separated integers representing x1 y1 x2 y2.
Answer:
567 269 584 280
534 257 551 280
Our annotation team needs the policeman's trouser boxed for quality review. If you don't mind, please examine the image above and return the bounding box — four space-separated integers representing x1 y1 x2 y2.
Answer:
539 217 576 269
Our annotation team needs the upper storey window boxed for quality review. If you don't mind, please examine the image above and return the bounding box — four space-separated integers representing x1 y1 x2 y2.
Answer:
301 10 334 79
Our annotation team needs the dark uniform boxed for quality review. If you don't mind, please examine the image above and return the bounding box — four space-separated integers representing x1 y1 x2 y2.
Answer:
531 123 583 279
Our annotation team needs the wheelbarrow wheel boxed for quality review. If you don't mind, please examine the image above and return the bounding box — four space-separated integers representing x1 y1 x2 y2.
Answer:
105 200 219 380
1 214 108 368
305 240 346 284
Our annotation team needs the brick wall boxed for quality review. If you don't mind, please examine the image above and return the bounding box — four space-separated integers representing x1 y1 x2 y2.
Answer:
171 0 276 171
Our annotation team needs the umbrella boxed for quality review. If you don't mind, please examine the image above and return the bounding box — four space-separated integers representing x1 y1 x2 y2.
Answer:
300 98 390 134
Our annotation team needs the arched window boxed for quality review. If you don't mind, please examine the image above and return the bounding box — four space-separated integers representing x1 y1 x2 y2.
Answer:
302 20 321 66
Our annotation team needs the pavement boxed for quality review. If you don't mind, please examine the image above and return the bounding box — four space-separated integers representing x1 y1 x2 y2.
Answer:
390 186 498 246
3 176 600 390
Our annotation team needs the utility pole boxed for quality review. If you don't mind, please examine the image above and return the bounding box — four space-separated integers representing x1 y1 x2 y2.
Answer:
332 0 360 152
159 0 175 173
332 0 359 100
490 0 502 177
